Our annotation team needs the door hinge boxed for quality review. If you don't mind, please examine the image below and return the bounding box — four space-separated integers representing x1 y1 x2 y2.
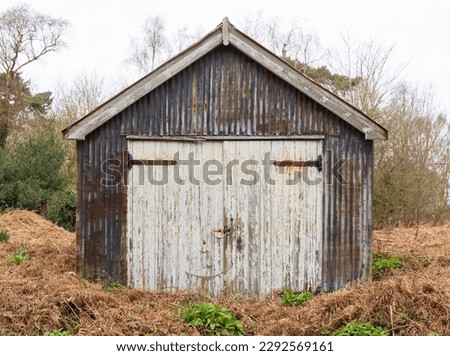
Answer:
213 226 231 234
273 154 322 172
127 152 177 168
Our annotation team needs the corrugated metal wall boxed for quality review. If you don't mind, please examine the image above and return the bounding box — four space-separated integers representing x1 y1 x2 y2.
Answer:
76 45 373 292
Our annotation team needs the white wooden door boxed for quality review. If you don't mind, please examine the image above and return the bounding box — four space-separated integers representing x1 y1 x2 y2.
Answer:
127 139 323 297
223 140 323 297
127 140 225 294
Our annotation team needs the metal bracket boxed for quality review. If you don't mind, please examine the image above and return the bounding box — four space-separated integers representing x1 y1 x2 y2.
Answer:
273 154 322 172
127 153 177 168
214 226 231 234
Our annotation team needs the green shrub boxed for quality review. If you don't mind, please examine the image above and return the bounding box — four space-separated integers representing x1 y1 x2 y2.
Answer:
7 246 30 265
182 302 244 336
0 132 67 209
46 188 76 231
102 281 126 292
44 329 71 336
0 230 9 243
280 290 313 306
333 322 388 336
0 129 75 230
372 252 403 280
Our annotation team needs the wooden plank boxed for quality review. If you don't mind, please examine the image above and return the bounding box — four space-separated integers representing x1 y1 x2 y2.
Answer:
222 17 230 46
126 135 325 141
126 135 206 142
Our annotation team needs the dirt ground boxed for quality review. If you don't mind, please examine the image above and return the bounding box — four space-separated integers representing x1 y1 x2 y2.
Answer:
0 210 449 336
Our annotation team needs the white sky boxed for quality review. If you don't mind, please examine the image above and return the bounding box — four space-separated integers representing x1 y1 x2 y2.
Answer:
1 0 450 115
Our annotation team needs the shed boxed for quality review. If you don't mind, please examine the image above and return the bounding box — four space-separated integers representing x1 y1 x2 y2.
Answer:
63 18 388 298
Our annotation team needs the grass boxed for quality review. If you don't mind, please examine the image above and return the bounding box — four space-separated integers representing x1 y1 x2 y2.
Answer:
43 329 71 336
333 322 388 336
372 251 403 280
182 302 244 336
101 281 126 292
0 230 9 243
42 243 60 254
280 290 314 306
403 251 430 267
7 246 30 265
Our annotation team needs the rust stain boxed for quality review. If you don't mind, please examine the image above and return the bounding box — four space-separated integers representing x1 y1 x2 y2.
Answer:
273 156 322 172
256 119 290 134
191 73 198 121
214 226 231 234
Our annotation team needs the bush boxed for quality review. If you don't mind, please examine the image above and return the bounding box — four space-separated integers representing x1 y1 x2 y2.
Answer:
0 131 68 211
280 290 313 306
372 252 404 280
333 322 388 336
0 230 9 243
7 246 30 265
0 128 75 230
182 302 244 336
46 188 76 231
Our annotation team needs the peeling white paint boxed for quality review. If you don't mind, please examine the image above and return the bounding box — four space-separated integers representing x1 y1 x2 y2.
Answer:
127 139 323 297
320 95 330 103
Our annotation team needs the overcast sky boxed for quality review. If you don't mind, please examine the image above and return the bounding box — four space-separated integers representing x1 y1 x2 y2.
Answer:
1 0 449 115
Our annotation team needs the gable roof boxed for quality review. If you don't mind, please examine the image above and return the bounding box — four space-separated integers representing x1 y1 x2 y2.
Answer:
63 18 388 141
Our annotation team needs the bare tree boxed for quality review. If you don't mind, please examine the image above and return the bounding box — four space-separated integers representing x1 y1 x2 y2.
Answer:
53 71 106 124
168 25 202 56
0 5 68 74
51 71 106 176
329 35 405 119
328 35 449 226
127 16 170 75
0 4 69 147
126 16 201 75
374 83 450 227
235 13 323 71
